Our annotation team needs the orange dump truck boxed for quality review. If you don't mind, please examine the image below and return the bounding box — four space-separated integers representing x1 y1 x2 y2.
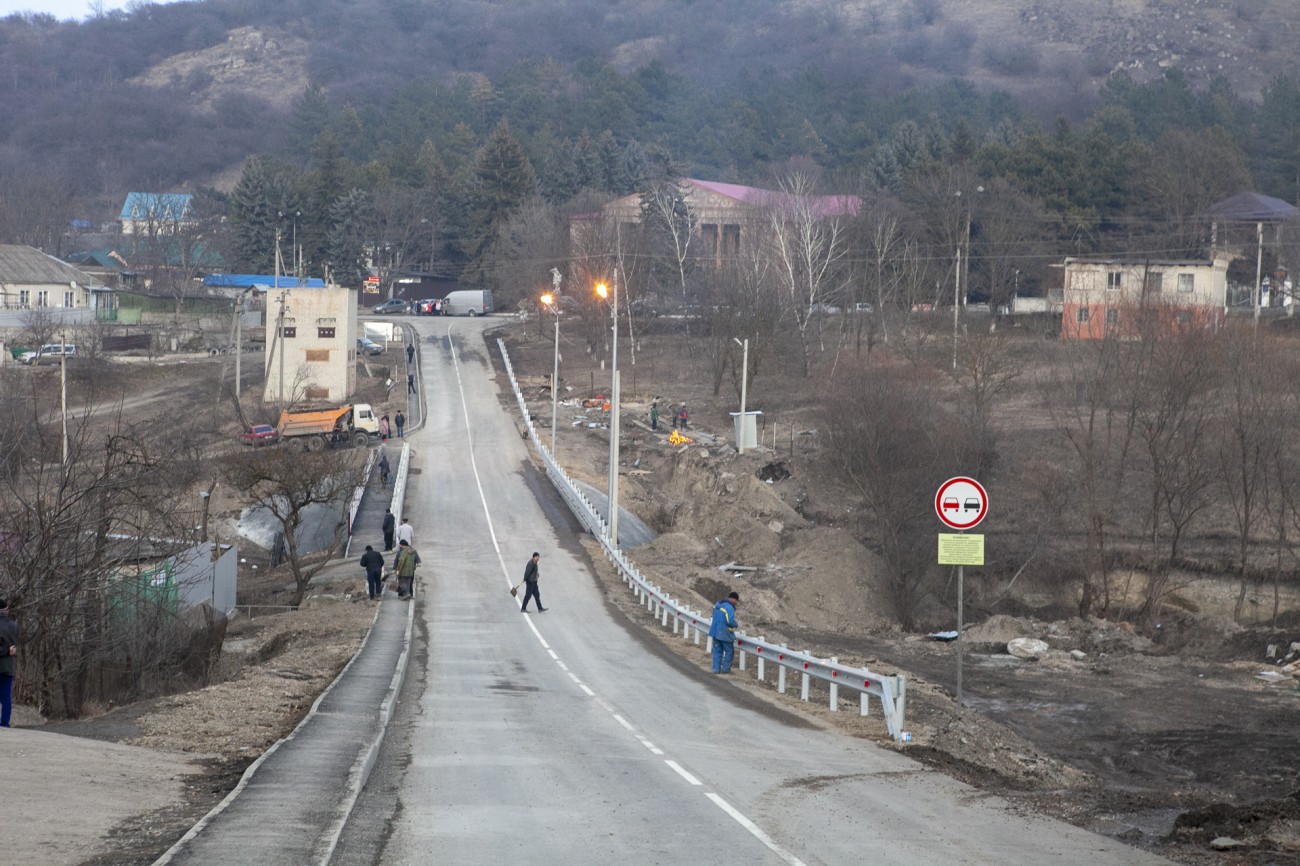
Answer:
276 404 380 452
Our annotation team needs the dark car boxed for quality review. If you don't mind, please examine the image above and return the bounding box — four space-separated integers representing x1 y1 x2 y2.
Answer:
371 298 408 315
357 337 383 356
239 424 280 446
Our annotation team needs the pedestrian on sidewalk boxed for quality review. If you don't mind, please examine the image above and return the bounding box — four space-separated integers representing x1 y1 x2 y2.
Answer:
406 343 415 365
519 552 547 613
397 517 414 547
380 414 391 441
0 598 18 727
710 592 740 673
395 410 406 438
360 545 385 600
408 372 416 394
394 540 421 599
379 452 390 486
382 508 396 551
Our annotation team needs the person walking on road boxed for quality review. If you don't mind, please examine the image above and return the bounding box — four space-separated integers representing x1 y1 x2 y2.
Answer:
395 410 406 438
406 343 415 365
394 540 421 600
397 517 414 548
710 592 739 674
382 508 396 551
408 372 416 394
0 598 18 727
519 552 547 613
379 452 390 486
360 545 385 600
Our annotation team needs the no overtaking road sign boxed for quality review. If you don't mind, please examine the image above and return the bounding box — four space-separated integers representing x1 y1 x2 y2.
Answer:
935 476 988 530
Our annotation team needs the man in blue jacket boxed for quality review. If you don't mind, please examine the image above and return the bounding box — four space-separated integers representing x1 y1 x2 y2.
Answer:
710 591 740 674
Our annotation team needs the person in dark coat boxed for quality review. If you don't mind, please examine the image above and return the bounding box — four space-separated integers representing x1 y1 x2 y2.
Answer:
408 372 416 394
379 453 390 486
360 545 385 600
406 343 415 365
0 598 18 727
520 552 547 613
395 410 406 438
382 508 396 551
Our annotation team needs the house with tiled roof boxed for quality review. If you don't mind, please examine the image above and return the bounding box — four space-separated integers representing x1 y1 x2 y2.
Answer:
0 245 111 323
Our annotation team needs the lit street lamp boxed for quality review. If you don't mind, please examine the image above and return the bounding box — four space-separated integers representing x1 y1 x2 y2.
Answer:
540 291 561 462
596 271 620 549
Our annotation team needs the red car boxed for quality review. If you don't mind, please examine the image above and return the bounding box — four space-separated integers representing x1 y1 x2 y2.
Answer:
240 424 280 446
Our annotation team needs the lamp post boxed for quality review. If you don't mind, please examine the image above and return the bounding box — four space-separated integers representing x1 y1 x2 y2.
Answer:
733 336 749 454
596 270 620 549
540 291 561 461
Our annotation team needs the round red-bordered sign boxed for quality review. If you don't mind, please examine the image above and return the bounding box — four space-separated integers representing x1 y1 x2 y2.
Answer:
935 476 988 530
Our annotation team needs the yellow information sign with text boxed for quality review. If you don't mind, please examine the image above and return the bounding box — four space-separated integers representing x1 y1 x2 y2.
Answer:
938 533 984 566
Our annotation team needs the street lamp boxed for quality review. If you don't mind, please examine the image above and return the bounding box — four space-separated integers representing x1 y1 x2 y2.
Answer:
540 292 561 462
733 337 749 454
596 270 620 549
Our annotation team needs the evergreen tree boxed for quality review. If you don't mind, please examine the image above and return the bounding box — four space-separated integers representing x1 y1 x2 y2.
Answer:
302 133 351 278
459 121 536 286
290 83 331 162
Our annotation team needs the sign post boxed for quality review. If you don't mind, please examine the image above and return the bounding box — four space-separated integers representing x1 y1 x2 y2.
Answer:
935 476 988 709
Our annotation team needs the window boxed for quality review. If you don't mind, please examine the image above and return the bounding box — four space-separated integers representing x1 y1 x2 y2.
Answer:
317 327 336 339
63 290 75 307
1145 272 1162 293
36 290 48 307
18 289 28 306
1107 271 1122 291
1076 307 1090 323
305 349 330 362
281 326 296 338
701 223 719 256
722 224 741 256
1177 273 1194 293
1105 308 1118 325
1175 311 1192 325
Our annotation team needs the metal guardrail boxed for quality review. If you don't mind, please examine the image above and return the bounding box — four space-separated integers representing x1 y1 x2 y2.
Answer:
496 338 907 740
390 442 411 525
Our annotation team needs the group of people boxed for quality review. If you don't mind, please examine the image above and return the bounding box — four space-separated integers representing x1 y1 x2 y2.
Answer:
363 510 421 600
378 411 406 442
649 400 689 432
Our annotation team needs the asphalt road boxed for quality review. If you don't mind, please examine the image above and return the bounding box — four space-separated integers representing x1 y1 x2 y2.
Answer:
330 315 1175 866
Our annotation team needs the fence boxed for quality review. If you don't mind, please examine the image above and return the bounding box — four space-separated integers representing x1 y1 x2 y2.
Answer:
496 338 907 740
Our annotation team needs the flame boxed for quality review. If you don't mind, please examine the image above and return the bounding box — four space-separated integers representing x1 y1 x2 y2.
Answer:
668 430 692 445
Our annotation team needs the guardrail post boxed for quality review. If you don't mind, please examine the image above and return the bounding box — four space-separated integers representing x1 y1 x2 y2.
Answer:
778 663 787 694
829 656 839 711
756 639 765 682
897 675 907 727
661 604 669 627
861 691 870 716
672 614 679 635
801 662 810 703
706 635 713 653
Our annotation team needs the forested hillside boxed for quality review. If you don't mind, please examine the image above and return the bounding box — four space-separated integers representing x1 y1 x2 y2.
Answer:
0 0 1297 306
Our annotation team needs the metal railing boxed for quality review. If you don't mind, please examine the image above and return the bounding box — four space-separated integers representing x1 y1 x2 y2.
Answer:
496 338 907 740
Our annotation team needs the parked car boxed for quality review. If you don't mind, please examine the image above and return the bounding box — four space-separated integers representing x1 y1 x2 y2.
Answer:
239 424 280 446
30 343 78 365
357 337 383 356
371 298 408 315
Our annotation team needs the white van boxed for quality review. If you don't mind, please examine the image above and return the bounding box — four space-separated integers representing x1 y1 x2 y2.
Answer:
441 289 494 316
30 343 78 365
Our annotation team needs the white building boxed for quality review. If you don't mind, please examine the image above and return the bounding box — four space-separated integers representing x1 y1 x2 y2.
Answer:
263 284 358 404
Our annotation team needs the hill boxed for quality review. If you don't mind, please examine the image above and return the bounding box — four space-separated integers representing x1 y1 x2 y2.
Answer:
0 0 1295 201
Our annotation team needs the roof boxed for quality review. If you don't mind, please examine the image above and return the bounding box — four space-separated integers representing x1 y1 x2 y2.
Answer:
119 193 193 222
1203 191 1299 222
1063 257 1227 268
203 274 327 289
0 244 104 287
686 178 861 218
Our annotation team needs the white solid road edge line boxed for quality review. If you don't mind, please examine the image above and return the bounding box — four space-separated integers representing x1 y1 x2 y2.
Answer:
706 793 809 866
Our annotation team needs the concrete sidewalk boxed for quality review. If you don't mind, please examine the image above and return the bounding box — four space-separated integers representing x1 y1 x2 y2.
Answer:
152 594 414 866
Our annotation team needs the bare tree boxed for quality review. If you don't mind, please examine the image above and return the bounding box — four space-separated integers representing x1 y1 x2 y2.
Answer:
949 328 1022 475
639 176 699 299
764 171 850 377
221 446 366 605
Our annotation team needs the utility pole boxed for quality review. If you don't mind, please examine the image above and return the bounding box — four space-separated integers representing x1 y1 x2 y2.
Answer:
60 328 68 468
